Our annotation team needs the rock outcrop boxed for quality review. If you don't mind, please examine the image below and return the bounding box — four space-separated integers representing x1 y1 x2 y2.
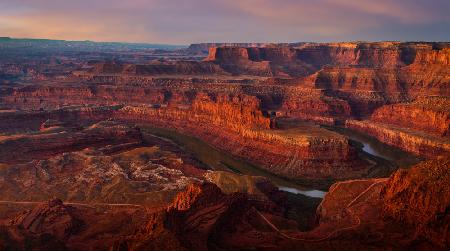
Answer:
0 121 143 163
0 105 117 133
10 198 83 240
371 97 450 137
115 157 450 250
0 90 367 180
1 158 449 250
280 88 352 124
114 182 289 251
346 96 450 158
114 99 366 180
88 61 228 76
0 132 205 205
0 40 448 250
2 41 448 179
203 42 449 116
312 157 450 249
0 200 154 251
382 157 450 247
346 119 450 158
187 43 274 54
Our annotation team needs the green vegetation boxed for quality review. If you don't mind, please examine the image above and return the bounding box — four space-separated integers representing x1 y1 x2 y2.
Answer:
139 125 333 191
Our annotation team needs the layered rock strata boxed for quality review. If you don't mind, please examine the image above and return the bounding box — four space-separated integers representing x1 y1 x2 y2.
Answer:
118 157 450 250
371 97 450 137
0 121 142 164
346 119 449 158
113 182 291 251
1 158 448 250
205 42 449 116
0 92 366 180
346 97 450 158
381 158 450 247
112 93 366 180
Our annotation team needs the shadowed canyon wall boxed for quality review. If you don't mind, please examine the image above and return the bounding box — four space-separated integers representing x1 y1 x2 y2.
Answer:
1 42 448 172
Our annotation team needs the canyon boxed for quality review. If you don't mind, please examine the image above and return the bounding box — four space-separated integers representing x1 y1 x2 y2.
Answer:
0 39 448 250
1 158 448 250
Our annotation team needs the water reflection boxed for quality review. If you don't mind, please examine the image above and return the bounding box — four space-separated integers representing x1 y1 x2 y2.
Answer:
327 126 422 167
278 186 326 198
142 126 328 198
362 142 383 158
141 125 421 199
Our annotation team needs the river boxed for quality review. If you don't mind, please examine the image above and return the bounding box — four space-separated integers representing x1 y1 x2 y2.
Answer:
325 126 422 168
139 125 421 199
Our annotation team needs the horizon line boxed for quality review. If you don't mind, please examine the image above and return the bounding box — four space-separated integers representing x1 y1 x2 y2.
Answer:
1 36 449 46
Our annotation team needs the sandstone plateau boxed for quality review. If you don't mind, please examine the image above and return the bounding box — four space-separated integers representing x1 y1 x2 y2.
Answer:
1 158 448 250
0 40 449 250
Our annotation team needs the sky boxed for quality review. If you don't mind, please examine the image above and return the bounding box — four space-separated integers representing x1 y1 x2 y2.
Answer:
0 0 449 44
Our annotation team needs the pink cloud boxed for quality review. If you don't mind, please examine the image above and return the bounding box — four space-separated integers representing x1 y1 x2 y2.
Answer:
0 0 448 43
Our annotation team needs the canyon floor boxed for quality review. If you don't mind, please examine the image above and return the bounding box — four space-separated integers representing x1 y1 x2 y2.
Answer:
0 39 449 250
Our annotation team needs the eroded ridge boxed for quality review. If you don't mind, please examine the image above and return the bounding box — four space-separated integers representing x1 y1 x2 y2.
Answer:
0 40 448 250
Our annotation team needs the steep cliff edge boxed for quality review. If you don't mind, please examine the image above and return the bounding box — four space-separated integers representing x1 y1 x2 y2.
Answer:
371 97 449 136
187 43 273 55
117 157 450 250
0 89 367 180
205 42 449 80
346 119 449 158
3 42 448 121
312 157 450 249
10 198 83 240
1 158 448 250
204 42 449 117
382 157 450 247
346 96 450 158
113 182 292 251
0 120 142 164
87 61 228 76
205 42 449 69
0 105 117 133
113 92 367 180
280 88 352 124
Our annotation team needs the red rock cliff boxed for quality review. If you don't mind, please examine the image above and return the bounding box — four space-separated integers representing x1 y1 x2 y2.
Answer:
371 99 450 137
381 157 450 247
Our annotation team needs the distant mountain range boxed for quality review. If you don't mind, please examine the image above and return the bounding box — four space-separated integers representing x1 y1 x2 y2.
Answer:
0 37 187 50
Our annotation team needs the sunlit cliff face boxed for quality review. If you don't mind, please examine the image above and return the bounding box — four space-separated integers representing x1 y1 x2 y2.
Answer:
0 0 449 43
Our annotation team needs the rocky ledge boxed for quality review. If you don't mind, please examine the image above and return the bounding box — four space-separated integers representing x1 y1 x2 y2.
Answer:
346 97 450 158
